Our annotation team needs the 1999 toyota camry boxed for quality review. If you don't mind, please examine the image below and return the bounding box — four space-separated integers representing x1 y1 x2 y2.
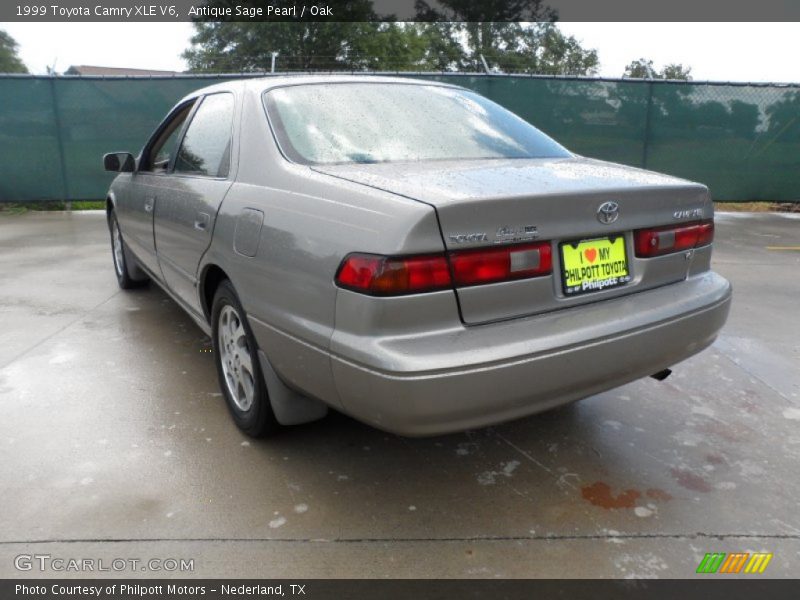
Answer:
103 76 731 437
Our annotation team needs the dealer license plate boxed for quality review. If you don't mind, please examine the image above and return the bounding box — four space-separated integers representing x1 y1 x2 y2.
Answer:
560 236 631 296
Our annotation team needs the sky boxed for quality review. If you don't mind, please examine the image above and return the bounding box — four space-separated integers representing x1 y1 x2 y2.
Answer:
2 22 799 83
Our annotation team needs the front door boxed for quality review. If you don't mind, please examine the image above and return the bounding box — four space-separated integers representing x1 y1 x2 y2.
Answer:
117 101 195 275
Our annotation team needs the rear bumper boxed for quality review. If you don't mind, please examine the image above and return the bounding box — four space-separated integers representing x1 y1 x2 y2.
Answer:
329 271 732 436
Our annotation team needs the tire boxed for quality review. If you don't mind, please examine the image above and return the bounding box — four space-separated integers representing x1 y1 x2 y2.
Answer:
211 279 278 437
108 210 148 289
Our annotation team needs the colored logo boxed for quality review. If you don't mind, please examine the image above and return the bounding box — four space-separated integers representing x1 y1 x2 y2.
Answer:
696 552 773 574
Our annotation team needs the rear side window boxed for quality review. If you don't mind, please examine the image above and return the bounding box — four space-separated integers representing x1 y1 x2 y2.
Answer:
174 93 234 177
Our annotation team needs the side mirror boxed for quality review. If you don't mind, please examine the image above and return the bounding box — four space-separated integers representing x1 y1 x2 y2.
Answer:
103 152 136 173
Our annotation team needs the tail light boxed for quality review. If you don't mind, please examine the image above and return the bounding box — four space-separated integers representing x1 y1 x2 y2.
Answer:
335 253 451 296
335 242 553 296
449 242 552 287
634 220 714 258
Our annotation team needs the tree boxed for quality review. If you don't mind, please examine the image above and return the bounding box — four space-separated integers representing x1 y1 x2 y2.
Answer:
184 21 598 76
183 22 376 72
661 63 692 80
0 30 28 73
623 58 656 79
184 22 462 72
343 23 465 71
517 23 598 75
411 0 591 74
624 58 691 80
459 23 599 74
184 0 380 72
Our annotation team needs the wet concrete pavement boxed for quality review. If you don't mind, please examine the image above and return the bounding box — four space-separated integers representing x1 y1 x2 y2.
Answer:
0 210 798 578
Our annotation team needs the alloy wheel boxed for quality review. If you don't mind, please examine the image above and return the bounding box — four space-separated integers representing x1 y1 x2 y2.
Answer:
217 304 256 412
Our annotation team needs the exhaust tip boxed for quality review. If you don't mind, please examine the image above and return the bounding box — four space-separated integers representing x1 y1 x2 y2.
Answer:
650 368 672 381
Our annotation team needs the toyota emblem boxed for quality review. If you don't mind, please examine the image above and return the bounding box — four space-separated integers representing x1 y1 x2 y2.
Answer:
597 201 620 224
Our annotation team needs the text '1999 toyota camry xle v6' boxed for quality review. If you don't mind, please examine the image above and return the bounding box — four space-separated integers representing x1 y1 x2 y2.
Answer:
103 76 731 437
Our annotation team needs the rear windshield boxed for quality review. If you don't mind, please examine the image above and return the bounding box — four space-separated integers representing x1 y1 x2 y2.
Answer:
263 83 572 165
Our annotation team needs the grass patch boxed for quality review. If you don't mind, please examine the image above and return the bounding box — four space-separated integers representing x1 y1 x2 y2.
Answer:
70 200 105 210
0 204 29 215
0 200 105 214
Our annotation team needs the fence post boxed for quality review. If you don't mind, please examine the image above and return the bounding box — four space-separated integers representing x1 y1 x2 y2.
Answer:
48 75 71 208
641 80 654 170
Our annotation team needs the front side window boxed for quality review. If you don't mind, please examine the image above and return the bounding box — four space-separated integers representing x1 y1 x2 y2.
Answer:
174 93 235 178
142 102 194 172
264 83 572 165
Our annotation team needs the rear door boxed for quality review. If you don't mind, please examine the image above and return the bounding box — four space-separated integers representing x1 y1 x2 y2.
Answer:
153 92 236 315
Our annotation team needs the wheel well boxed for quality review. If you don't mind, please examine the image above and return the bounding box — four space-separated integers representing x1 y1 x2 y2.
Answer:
201 265 229 321
106 197 113 219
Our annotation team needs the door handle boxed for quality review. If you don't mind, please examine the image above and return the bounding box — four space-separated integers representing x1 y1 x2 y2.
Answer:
194 212 210 231
144 197 154 213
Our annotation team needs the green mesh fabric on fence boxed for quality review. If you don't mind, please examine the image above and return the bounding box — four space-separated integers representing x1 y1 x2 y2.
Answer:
1 74 798 202
0 77 64 202
646 82 800 200
0 76 241 202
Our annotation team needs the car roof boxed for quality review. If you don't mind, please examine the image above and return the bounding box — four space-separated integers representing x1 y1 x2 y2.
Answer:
176 74 463 104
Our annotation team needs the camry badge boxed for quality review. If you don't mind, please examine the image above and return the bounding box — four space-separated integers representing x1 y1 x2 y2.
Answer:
495 225 539 243
597 201 620 224
673 208 704 220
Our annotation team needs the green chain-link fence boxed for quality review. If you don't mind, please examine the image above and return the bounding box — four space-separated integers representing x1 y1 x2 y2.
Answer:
1 73 798 202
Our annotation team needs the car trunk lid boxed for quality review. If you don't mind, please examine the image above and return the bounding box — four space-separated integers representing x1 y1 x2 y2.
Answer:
314 157 712 324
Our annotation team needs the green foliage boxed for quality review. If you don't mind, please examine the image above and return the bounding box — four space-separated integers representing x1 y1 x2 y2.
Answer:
341 23 465 71
624 58 691 80
70 200 106 210
661 63 692 80
0 30 28 74
183 21 598 75
0 201 104 212
624 58 656 79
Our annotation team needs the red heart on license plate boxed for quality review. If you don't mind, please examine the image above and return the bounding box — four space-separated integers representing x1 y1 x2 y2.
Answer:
585 248 597 263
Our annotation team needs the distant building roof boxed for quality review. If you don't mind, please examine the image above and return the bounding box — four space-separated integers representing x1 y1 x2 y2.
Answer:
64 65 182 77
